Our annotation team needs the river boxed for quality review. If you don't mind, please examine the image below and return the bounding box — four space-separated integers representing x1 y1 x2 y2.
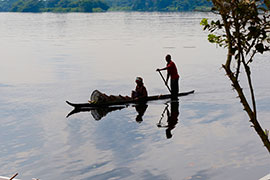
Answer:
0 12 269 180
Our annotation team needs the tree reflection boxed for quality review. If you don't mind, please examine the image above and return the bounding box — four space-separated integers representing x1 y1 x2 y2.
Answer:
157 101 179 139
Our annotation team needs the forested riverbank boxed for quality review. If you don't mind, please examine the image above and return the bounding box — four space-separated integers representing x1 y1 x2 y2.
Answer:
0 0 212 12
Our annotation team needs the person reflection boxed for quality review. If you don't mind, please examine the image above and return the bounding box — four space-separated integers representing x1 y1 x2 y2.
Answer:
157 101 179 139
166 101 179 138
134 103 148 123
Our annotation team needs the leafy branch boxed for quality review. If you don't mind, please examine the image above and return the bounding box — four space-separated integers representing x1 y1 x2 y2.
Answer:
201 0 270 153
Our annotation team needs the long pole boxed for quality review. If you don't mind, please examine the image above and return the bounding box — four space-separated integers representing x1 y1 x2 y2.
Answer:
10 173 18 180
157 103 169 127
158 71 171 93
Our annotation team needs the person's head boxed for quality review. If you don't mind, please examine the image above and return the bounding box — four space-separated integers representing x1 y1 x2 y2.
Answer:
165 54 171 63
135 77 143 85
166 129 172 139
136 115 143 123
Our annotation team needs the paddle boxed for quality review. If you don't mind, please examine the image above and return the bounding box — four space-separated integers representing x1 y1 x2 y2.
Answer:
157 103 169 127
157 70 171 93
10 173 18 180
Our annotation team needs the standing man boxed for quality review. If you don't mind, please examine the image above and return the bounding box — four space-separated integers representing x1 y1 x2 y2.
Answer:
156 54 180 100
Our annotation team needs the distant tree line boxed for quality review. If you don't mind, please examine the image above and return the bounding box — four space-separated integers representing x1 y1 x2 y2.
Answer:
0 0 212 12
131 0 212 11
0 0 110 12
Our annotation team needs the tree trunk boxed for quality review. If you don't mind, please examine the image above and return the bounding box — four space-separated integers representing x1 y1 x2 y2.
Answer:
222 65 270 153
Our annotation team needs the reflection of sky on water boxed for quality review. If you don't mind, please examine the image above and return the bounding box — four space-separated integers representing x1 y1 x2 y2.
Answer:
1 82 270 179
0 12 270 179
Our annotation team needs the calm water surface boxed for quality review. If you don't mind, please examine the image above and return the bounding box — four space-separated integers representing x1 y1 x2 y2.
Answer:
0 12 270 180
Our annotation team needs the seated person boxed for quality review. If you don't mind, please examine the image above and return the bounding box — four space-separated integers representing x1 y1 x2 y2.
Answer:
131 77 148 99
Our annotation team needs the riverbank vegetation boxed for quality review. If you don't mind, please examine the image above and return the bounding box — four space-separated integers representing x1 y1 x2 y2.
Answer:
0 0 212 12
7 0 110 12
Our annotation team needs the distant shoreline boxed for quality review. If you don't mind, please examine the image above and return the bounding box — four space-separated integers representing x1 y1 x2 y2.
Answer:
0 0 212 13
0 8 212 13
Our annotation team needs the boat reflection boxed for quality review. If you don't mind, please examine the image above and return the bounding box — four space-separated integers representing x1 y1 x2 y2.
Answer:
66 103 148 122
67 101 181 139
157 101 179 139
66 106 127 120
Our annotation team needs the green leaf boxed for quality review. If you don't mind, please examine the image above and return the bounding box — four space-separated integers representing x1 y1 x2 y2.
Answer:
200 18 208 26
207 34 223 46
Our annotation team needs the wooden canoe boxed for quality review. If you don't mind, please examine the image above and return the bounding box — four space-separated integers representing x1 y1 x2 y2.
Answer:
66 90 194 108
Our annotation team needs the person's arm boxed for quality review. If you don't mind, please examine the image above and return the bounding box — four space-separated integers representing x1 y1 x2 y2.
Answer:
157 62 171 71
156 66 167 71
166 72 169 84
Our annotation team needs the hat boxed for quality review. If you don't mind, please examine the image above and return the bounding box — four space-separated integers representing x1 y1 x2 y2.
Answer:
136 77 143 83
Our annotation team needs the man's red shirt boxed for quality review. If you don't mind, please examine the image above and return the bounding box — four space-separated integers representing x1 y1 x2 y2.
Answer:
167 61 179 79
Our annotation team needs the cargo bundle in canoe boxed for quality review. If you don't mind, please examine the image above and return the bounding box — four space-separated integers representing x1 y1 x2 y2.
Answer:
66 90 195 108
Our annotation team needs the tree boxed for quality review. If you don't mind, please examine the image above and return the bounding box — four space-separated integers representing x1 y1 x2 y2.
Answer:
201 0 270 152
56 0 73 8
11 0 44 12
0 0 18 11
131 0 212 11
45 0 59 8
156 0 172 10
132 0 154 11
9 0 109 12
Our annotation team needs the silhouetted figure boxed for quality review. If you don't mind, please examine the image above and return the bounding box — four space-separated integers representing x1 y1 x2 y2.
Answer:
157 102 179 139
166 101 179 139
134 103 148 123
131 77 148 100
156 54 180 100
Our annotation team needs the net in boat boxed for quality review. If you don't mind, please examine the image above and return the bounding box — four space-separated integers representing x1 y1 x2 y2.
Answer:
91 108 106 120
90 90 109 103
90 90 132 104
